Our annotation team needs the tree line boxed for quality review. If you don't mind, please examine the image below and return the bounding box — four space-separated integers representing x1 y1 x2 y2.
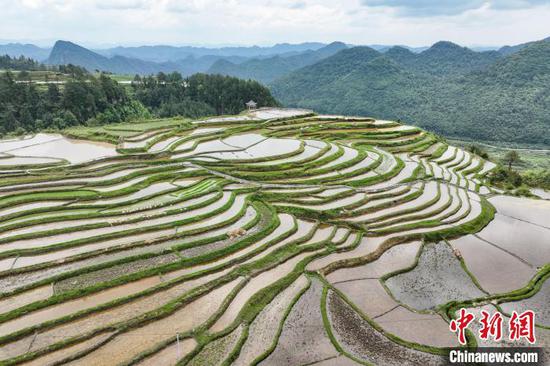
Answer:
131 72 278 118
0 56 278 136
0 70 149 135
0 55 47 71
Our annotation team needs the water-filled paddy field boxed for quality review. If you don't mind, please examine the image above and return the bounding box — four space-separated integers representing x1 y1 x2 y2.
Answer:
0 108 548 365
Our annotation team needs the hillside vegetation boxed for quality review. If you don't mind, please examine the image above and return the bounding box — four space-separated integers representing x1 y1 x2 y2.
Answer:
132 72 279 117
0 70 278 136
272 40 550 147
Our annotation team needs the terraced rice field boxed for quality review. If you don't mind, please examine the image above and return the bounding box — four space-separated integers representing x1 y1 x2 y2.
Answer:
0 108 548 365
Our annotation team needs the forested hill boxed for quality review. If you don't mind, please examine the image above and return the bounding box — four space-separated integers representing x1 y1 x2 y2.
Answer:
131 73 278 117
384 41 502 76
0 55 46 71
271 40 550 147
0 71 278 136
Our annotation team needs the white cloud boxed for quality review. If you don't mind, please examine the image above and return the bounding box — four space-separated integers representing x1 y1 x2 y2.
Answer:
0 0 549 47
94 0 149 10
360 0 550 17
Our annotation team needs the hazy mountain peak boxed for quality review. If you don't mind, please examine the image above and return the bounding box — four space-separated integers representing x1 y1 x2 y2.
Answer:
52 40 80 49
423 41 472 56
338 46 380 59
0 42 51 61
325 41 347 48
429 40 463 50
386 46 416 57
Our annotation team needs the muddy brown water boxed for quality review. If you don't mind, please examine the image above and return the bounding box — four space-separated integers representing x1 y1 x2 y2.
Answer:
233 276 309 366
3 192 239 265
280 192 365 211
210 250 319 333
306 236 384 272
450 235 536 294
0 276 162 337
326 291 446 366
477 213 550 267
385 242 485 311
489 195 550 229
0 270 232 361
189 325 243 366
243 219 314 264
0 285 53 316
135 338 197 366
260 279 339 366
335 278 398 318
326 241 421 283
62 278 242 366
17 332 115 366
465 304 550 351
375 306 458 348
500 277 550 326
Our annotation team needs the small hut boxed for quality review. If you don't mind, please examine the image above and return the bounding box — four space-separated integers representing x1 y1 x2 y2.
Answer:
246 100 257 111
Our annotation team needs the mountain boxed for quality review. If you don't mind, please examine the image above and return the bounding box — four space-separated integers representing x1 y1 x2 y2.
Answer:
214 40 502 85
374 45 429 53
385 41 502 76
46 40 202 75
271 40 550 147
498 36 550 56
175 54 249 76
45 40 332 77
485 40 550 84
48 40 153 73
99 42 327 62
207 42 348 83
0 43 51 61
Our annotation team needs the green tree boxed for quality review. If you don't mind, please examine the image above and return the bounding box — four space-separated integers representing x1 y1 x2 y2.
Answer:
503 150 521 171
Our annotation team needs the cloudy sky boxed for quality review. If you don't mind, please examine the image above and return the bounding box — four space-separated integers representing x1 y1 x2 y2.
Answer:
2 0 550 47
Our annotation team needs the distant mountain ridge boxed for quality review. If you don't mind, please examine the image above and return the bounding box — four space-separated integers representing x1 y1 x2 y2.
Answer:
3 38 543 79
207 41 348 83
0 43 51 61
498 36 550 56
46 40 181 75
98 42 328 62
43 40 347 76
271 39 550 147
385 41 502 76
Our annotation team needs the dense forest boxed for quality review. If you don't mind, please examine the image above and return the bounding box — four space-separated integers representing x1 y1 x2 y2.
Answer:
0 55 47 71
272 40 550 147
131 72 278 118
0 61 278 136
0 70 149 134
